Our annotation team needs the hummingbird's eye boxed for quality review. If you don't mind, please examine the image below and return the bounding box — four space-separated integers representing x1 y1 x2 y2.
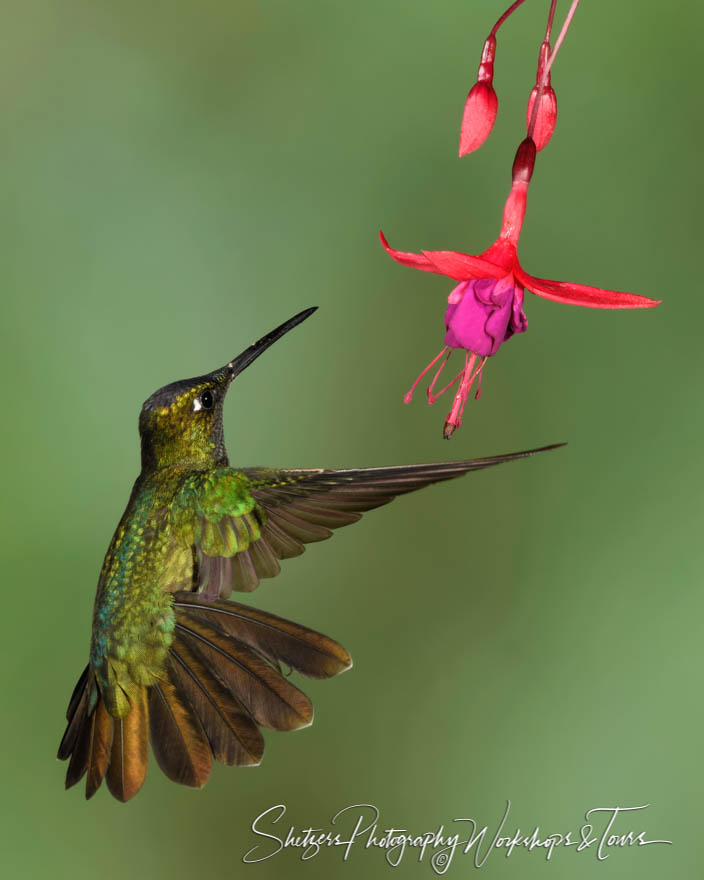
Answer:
193 389 214 412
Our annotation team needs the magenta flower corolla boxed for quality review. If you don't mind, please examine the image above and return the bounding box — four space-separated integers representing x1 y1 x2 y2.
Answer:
444 277 527 355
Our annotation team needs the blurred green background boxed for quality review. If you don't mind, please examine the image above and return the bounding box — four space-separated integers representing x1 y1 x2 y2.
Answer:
1 0 699 876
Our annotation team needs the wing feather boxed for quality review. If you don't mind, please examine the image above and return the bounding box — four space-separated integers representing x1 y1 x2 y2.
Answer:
171 445 562 597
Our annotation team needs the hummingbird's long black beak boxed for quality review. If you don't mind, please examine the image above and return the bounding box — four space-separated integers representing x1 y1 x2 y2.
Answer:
225 307 317 380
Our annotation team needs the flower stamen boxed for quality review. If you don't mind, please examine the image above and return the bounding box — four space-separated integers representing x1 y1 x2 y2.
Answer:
428 357 464 404
472 356 488 401
403 346 449 404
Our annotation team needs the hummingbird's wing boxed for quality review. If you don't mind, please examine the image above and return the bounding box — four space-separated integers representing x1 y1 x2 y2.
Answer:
170 444 562 599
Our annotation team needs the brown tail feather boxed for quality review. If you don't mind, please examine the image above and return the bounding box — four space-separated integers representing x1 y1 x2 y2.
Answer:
64 697 94 790
174 593 352 679
149 676 212 788
85 699 113 799
175 615 314 731
169 637 264 766
105 687 149 802
57 665 92 762
58 599 350 799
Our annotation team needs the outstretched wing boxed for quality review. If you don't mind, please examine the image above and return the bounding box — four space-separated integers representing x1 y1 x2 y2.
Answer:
170 444 562 598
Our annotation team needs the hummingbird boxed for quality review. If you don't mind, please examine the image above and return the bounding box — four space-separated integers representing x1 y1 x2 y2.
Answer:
58 307 561 801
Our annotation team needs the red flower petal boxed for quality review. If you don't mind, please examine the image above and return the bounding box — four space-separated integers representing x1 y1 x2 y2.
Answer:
421 249 503 281
379 230 437 273
380 231 501 281
515 266 661 309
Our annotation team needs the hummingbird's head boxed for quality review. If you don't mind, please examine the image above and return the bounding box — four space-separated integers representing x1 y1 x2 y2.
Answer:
138 307 316 471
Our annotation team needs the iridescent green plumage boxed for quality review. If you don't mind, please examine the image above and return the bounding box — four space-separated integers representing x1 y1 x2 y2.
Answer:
59 308 562 801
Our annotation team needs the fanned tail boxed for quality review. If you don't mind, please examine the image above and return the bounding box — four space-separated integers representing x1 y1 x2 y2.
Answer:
57 666 148 802
58 595 351 801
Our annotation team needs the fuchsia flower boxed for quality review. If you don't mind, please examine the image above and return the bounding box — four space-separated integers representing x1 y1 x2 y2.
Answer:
381 0 660 439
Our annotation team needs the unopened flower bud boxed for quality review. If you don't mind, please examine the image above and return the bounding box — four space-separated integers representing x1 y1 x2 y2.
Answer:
459 36 498 157
526 40 557 150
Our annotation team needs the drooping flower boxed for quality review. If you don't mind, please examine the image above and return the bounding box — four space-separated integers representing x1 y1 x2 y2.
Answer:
381 137 660 439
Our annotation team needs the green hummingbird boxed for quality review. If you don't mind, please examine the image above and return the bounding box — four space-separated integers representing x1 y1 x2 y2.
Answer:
58 307 561 801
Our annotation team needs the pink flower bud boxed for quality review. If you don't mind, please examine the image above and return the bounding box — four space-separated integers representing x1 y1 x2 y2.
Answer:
459 37 498 157
526 86 557 150
459 82 498 157
526 40 557 151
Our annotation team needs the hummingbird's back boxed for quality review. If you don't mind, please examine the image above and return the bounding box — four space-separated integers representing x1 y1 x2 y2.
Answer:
90 476 184 718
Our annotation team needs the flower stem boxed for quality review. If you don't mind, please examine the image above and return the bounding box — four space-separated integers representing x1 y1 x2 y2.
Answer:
544 0 558 41
543 0 582 80
489 0 530 38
